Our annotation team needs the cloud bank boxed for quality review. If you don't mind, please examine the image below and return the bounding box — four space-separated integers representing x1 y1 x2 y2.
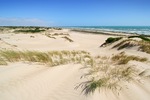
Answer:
0 18 51 26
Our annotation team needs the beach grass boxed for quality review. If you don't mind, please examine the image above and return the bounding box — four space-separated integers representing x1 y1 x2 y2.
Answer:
112 52 147 64
0 50 90 66
101 36 150 54
62 36 74 42
0 57 7 65
128 35 150 42
0 46 148 95
117 40 150 54
52 33 70 36
77 52 148 95
138 41 150 54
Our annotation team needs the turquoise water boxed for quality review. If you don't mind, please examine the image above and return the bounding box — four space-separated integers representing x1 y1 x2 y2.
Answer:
67 26 150 35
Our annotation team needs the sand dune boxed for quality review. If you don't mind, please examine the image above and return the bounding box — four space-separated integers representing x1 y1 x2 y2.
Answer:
0 28 150 100
0 63 89 100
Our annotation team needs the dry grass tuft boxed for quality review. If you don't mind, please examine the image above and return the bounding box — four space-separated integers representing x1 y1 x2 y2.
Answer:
62 36 74 42
0 57 7 65
0 50 90 66
111 38 150 54
77 52 148 95
112 52 147 64
101 36 150 54
138 41 150 54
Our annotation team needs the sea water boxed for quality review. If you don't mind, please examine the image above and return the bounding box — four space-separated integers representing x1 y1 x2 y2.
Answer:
67 26 150 35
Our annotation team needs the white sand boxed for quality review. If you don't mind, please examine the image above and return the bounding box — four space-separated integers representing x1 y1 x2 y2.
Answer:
0 28 150 100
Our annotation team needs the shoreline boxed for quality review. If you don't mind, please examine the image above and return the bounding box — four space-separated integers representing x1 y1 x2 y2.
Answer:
63 26 150 36
70 29 136 36
1 26 150 37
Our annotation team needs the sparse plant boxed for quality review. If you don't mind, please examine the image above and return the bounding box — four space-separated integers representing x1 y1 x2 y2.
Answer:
0 50 91 67
128 35 150 42
109 38 150 54
0 57 7 65
112 52 147 64
52 33 69 36
62 36 74 42
138 41 150 54
106 37 122 43
101 37 122 47
77 52 148 95
45 34 56 39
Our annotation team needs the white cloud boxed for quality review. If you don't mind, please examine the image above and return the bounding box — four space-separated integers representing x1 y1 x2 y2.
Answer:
0 17 52 26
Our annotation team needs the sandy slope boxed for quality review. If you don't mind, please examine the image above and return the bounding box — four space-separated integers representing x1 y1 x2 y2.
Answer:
0 63 90 100
0 28 150 100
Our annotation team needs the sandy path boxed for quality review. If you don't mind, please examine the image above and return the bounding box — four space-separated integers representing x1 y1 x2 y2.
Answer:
0 63 89 100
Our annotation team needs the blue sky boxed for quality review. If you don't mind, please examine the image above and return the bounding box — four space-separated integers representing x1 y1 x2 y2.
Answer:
0 0 150 26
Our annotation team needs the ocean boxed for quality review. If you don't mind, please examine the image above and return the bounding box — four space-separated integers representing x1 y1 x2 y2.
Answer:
66 26 150 35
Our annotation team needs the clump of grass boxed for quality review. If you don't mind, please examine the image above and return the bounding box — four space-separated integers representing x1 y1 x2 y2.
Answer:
138 41 150 54
46 35 56 39
112 38 150 54
62 36 74 42
0 50 22 62
112 39 135 50
78 58 139 95
52 33 69 36
77 52 148 95
0 58 7 65
112 52 147 64
0 50 91 66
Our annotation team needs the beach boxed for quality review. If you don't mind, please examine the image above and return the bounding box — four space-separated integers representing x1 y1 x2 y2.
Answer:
0 27 150 100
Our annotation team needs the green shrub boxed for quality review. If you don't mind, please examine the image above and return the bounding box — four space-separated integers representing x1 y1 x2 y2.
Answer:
101 37 122 47
14 28 45 33
105 37 122 44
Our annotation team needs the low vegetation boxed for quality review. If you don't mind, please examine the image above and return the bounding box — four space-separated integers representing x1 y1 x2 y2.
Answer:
138 41 150 54
45 34 56 39
112 39 150 54
0 58 7 65
100 37 122 47
0 50 89 66
105 37 122 43
52 33 69 36
128 35 150 42
62 36 74 42
112 39 135 50
0 26 63 34
0 49 148 95
100 36 150 54
112 52 147 64
77 52 148 95
45 33 73 42
14 28 46 33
